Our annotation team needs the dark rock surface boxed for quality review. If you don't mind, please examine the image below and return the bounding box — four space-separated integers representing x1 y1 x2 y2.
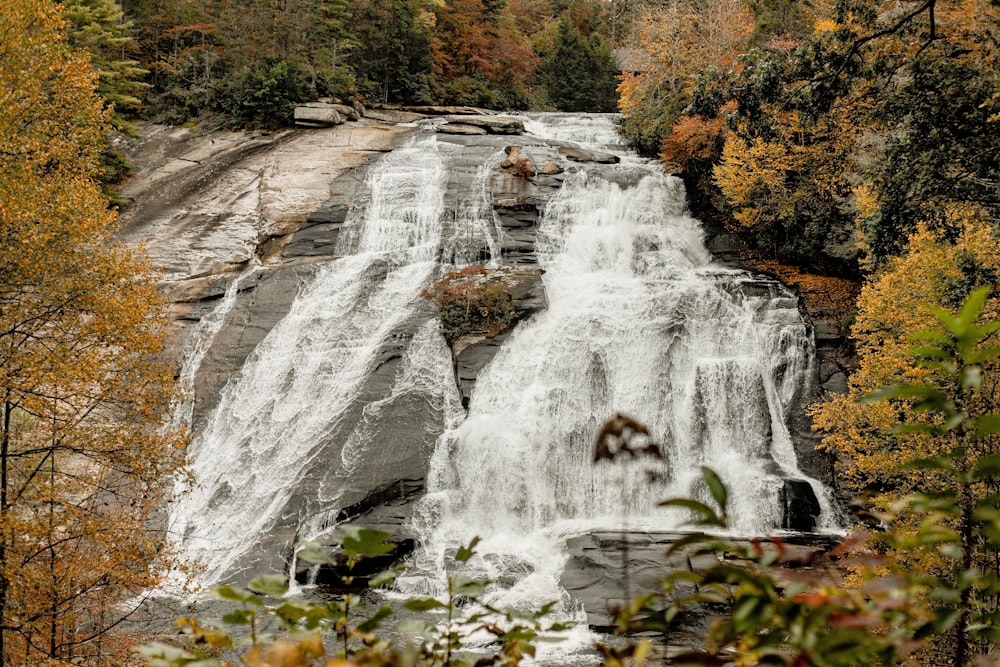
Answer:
561 531 839 630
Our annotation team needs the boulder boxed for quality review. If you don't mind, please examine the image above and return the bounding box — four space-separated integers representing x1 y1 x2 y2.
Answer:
558 145 620 164
541 161 563 175
442 114 524 135
331 103 360 121
294 104 344 127
500 145 523 168
436 122 489 136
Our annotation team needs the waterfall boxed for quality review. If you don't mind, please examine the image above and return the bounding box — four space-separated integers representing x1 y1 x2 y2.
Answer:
403 116 835 620
168 136 452 586
166 112 834 610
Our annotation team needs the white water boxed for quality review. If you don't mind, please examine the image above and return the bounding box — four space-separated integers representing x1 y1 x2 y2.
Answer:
168 136 452 585
170 265 261 430
167 112 835 630
403 116 835 645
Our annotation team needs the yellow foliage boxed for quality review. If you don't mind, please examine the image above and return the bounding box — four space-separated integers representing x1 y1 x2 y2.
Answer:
714 134 795 228
0 0 187 662
811 214 1000 496
813 17 840 33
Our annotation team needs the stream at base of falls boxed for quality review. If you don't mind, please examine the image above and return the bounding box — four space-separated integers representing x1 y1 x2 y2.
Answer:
165 112 840 661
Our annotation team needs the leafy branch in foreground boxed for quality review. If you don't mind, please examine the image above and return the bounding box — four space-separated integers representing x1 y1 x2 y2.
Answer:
137 528 563 667
603 287 1000 666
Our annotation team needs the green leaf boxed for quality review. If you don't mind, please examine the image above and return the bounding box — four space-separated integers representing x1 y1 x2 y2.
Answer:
456 536 481 563
973 452 1000 480
247 574 289 598
861 384 948 410
296 541 335 566
356 605 394 633
221 609 256 625
452 574 489 597
397 618 436 638
134 643 195 661
370 567 401 589
973 415 1000 439
332 525 395 558
211 585 263 606
701 466 727 514
402 597 447 612
901 456 958 473
659 498 726 527
274 599 320 624
957 286 990 329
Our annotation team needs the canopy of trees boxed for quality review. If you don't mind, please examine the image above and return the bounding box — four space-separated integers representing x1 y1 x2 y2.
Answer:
618 0 1000 275
111 0 625 127
0 0 186 662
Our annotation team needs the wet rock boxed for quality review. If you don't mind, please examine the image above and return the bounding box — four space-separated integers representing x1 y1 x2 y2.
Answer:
558 145 619 164
781 479 822 531
437 122 489 136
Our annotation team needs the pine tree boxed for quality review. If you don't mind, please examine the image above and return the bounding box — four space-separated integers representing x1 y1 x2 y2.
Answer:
61 0 149 130
537 18 618 112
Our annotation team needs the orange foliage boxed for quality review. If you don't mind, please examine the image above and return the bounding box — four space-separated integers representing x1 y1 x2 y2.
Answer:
747 259 860 326
659 110 732 174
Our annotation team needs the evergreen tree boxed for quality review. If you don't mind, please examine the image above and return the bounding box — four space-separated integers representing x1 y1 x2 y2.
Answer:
61 0 148 130
537 18 618 112
349 0 436 105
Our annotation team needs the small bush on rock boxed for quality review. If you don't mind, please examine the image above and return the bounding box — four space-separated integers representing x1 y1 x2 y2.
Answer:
421 267 517 343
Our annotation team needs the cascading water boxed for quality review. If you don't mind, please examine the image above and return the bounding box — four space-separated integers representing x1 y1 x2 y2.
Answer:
403 115 835 624
166 111 835 636
168 135 456 585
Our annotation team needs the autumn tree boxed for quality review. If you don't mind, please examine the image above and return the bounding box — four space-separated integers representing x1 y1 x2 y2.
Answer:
616 0 755 152
0 0 186 662
809 213 1000 661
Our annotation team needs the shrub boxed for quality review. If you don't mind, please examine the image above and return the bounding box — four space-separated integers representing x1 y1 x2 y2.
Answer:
421 267 517 343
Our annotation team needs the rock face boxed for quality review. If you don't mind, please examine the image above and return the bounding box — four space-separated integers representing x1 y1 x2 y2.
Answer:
561 531 839 630
120 114 843 620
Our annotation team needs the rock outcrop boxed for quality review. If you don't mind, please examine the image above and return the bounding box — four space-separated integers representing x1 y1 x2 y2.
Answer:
120 113 843 618
438 114 525 135
293 100 366 127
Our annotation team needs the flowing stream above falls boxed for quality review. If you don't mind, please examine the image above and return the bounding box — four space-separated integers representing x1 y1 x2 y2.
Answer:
166 113 837 609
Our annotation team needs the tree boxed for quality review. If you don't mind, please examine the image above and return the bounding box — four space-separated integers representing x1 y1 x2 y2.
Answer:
811 215 1000 663
0 0 186 661
536 18 618 112
61 0 149 131
616 0 755 153
348 0 437 105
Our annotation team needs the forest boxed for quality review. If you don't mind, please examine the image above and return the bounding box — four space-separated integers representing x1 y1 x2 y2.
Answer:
2 0 1000 664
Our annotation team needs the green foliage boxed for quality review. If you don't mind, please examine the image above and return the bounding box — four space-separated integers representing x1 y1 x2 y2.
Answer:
137 529 561 667
535 18 618 112
226 58 311 129
421 267 517 344
348 0 436 105
61 0 149 129
608 289 1000 665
